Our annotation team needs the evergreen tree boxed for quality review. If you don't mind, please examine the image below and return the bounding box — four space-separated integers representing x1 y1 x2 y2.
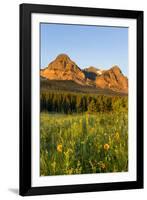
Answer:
76 96 83 113
87 100 97 113
40 91 128 114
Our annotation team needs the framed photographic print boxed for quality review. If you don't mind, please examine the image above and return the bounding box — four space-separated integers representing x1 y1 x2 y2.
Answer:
19 3 143 196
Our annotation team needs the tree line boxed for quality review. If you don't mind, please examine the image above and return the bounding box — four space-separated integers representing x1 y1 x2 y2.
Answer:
40 91 128 114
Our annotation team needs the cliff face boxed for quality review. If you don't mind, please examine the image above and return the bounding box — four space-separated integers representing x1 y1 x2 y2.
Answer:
40 54 86 85
95 66 128 93
41 54 128 94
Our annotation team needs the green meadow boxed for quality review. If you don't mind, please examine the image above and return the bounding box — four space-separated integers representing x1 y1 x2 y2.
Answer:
40 111 128 176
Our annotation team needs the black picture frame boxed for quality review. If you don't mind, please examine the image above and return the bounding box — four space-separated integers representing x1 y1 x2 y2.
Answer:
19 3 144 196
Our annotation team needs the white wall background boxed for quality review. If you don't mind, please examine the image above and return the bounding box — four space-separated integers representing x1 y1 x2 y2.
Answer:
0 0 146 199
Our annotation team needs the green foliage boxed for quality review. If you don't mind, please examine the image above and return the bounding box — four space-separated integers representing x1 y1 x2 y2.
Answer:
40 89 128 176
40 91 128 114
87 99 97 113
41 79 127 96
40 112 128 176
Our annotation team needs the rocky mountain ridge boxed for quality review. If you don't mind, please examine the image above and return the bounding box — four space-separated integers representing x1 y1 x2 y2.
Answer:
40 54 128 94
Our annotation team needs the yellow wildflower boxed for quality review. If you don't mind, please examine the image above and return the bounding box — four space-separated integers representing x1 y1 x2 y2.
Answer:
103 143 110 151
115 132 120 141
101 163 106 170
98 161 106 170
57 144 62 152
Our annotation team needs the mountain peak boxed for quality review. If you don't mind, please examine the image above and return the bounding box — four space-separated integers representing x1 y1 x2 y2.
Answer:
41 54 86 85
110 65 122 74
84 66 99 73
48 53 79 71
55 53 70 61
96 65 128 93
83 66 99 81
40 54 128 94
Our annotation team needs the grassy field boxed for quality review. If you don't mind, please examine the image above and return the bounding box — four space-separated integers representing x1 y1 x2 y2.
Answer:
40 112 128 176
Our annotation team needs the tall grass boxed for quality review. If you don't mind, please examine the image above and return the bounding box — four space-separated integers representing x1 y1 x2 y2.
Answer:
40 112 128 176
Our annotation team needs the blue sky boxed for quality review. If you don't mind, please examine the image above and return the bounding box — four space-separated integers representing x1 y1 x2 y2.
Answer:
40 23 128 76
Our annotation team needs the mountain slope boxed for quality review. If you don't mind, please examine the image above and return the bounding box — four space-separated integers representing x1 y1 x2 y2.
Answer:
96 66 128 93
83 66 98 80
41 78 127 96
40 54 128 94
41 54 86 85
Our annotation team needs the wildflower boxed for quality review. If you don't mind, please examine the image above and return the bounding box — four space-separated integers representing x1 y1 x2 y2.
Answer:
68 168 74 174
115 132 120 141
98 161 106 170
57 144 62 152
45 149 48 155
103 143 110 151
100 163 106 170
